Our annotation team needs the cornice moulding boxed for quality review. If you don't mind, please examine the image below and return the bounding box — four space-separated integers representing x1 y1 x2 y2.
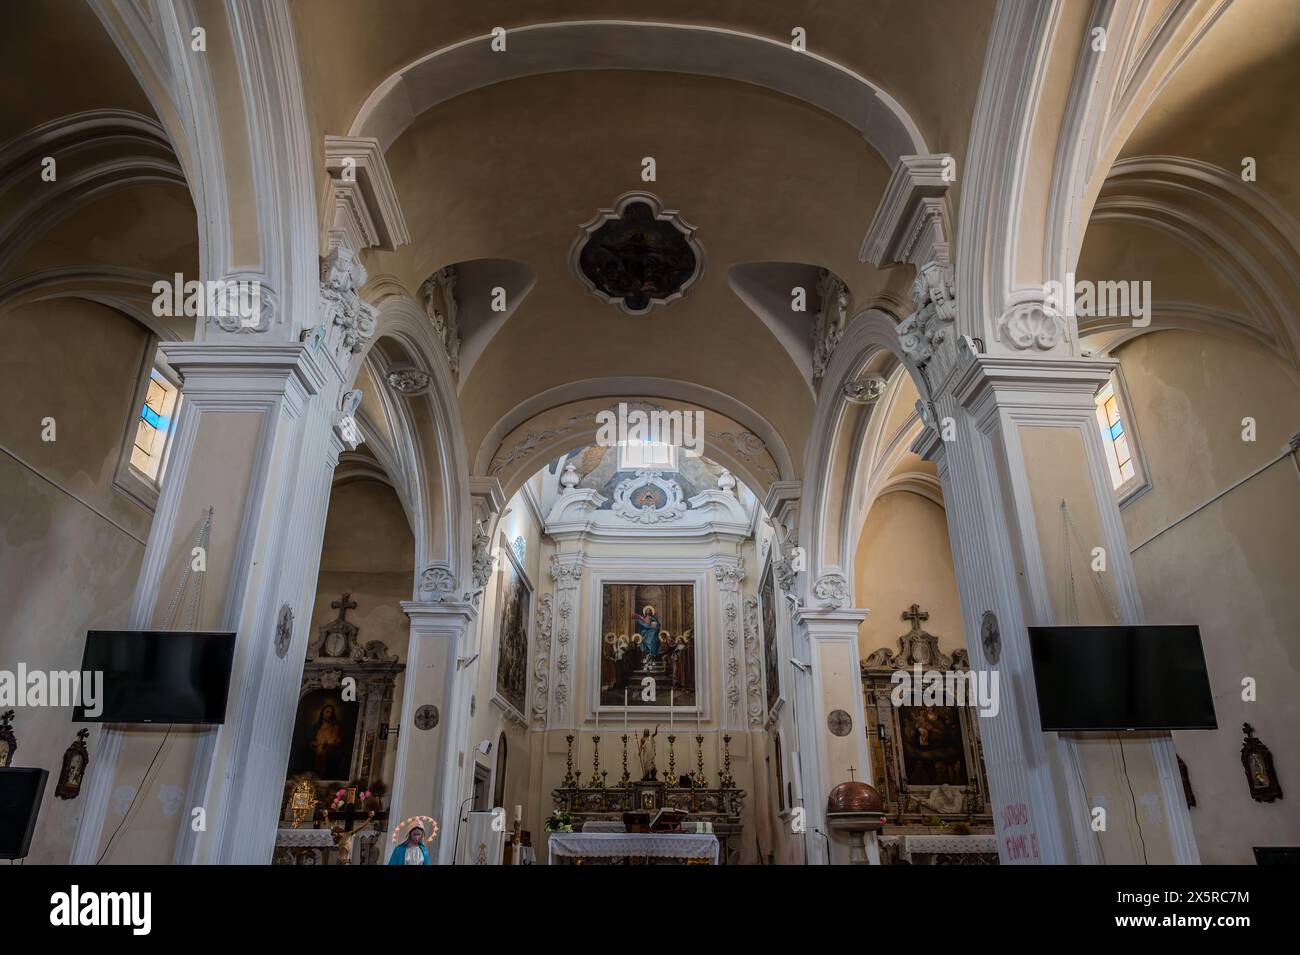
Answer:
323 135 410 251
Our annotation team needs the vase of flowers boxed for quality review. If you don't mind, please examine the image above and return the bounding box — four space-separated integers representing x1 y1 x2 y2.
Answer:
544 810 575 833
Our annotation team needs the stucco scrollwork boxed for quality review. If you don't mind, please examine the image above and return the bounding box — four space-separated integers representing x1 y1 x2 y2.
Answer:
532 593 554 726
813 573 849 609
611 470 687 523
743 595 764 728
418 564 457 601
996 300 1070 351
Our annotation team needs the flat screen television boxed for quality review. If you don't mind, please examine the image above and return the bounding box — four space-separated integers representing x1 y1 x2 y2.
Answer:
72 630 237 725
1027 625 1216 731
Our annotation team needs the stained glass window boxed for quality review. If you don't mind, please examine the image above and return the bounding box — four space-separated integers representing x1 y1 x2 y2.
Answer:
130 368 180 482
1096 381 1135 489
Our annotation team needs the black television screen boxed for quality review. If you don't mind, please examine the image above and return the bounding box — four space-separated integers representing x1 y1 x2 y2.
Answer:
1027 626 1217 731
73 630 236 725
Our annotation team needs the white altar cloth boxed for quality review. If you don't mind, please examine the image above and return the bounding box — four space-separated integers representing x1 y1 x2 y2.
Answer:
548 832 719 864
881 834 998 863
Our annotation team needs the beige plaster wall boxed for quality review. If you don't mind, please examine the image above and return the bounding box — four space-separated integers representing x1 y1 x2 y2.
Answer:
0 298 153 863
1116 328 1300 863
854 490 963 658
462 489 541 859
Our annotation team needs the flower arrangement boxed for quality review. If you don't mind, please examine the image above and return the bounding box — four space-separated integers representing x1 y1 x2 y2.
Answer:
544 810 575 833
330 787 372 811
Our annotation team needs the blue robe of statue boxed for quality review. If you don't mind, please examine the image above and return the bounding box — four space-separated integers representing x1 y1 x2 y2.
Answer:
635 612 661 658
388 841 430 865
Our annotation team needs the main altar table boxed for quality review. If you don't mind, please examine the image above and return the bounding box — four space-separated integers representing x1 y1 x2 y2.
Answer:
880 833 999 864
547 832 720 865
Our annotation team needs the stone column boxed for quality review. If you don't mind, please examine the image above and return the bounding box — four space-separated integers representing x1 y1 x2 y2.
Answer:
791 606 874 865
70 333 360 864
393 600 478 864
915 351 1197 864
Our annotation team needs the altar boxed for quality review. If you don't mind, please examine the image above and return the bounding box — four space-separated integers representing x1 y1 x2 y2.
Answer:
548 832 719 865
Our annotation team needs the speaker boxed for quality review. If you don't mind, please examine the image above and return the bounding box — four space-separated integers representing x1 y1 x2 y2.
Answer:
0 767 49 860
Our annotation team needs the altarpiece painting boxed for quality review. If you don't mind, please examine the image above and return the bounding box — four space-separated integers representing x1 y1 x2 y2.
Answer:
493 536 531 722
600 582 697 708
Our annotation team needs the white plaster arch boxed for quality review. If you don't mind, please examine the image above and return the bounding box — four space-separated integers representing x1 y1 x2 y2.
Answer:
348 20 927 167
958 0 1228 355
474 375 796 501
800 309 928 606
357 292 473 595
0 265 183 341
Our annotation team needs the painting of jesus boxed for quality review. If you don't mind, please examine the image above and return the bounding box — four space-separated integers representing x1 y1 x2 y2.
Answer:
600 582 696 708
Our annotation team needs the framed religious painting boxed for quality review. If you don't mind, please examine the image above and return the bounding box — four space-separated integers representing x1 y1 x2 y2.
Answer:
491 533 531 724
758 559 783 723
597 580 699 710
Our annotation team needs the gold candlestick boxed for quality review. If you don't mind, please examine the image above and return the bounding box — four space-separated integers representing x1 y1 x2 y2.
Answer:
665 734 678 786
590 735 604 788
562 733 578 788
719 734 735 789
620 734 632 787
694 733 706 787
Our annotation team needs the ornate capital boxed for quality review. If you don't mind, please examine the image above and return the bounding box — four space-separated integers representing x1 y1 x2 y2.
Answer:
319 244 376 361
419 266 461 379
812 269 851 385
712 559 746 590
897 260 958 383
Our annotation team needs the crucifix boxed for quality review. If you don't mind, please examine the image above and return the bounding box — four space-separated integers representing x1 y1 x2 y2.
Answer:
901 604 929 631
331 592 358 622
847 766 857 782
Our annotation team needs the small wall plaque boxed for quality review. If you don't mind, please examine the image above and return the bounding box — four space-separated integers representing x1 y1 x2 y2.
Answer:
827 709 852 737
415 705 440 731
980 611 1001 665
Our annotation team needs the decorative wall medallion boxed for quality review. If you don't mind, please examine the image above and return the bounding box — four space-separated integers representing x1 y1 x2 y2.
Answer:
419 564 457 601
274 604 294 659
611 470 687 523
996 300 1069 351
385 365 432 395
55 728 91 800
980 611 1001 665
844 373 888 404
827 709 853 737
1240 723 1282 802
414 705 440 731
571 191 703 314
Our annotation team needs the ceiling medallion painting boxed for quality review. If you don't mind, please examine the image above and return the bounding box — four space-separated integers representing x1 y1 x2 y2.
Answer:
571 192 703 314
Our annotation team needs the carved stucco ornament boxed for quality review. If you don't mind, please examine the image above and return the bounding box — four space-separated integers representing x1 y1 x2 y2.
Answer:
419 564 457 601
843 373 888 404
384 365 431 395
996 300 1070 351
611 470 687 524
812 269 850 385
813 573 849 609
896 261 956 372
319 245 377 359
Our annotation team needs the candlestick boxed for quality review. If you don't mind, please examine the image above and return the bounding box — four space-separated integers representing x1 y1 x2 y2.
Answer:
719 734 735 789
562 734 578 788
624 689 628 732
695 733 706 788
591 734 604 788
620 733 631 787
669 687 674 731
665 734 678 786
